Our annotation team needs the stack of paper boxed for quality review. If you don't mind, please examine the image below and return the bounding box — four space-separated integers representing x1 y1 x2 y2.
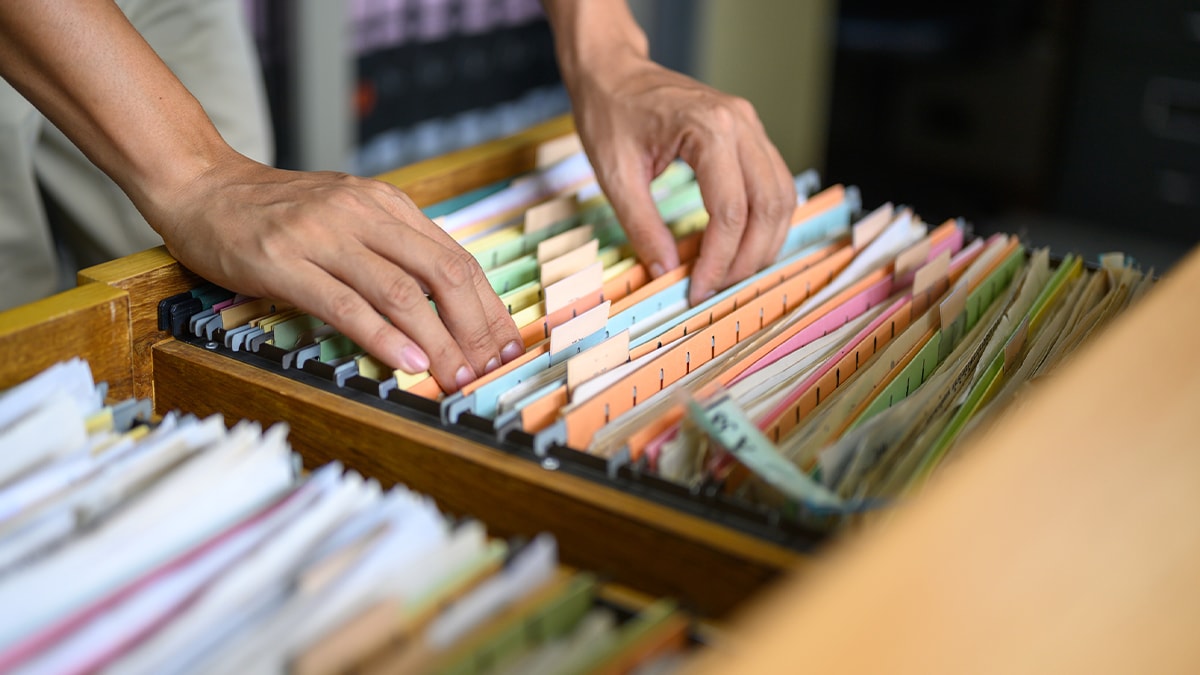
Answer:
0 361 693 673
675 248 1153 526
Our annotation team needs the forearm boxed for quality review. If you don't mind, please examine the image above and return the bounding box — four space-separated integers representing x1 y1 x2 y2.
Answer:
0 1 523 391
0 0 237 229
541 0 649 86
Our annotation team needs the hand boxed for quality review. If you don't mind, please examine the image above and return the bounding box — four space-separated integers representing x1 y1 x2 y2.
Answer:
155 156 524 393
0 1 521 393
568 56 796 305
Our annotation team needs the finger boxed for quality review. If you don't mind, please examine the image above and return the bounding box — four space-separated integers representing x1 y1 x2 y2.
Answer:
321 240 482 393
408 217 524 366
342 176 520 371
681 133 749 305
767 142 798 257
767 212 789 268
269 259 443 382
723 138 796 283
595 146 680 279
398 238 513 378
428 247 524 372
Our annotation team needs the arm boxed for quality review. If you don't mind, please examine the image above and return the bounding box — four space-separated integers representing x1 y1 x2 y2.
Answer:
542 1 796 305
0 0 523 392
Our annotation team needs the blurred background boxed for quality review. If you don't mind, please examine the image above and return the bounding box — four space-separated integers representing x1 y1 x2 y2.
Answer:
245 0 1198 271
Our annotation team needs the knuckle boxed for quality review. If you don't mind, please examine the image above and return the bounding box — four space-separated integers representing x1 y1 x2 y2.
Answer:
592 153 636 192
365 322 398 354
390 186 418 210
760 196 792 226
439 251 482 290
332 171 362 185
704 104 738 135
730 96 757 120
255 214 308 262
383 275 426 315
369 177 417 210
461 324 495 357
712 200 749 231
325 290 363 324
326 185 365 212
428 340 461 375
254 227 288 262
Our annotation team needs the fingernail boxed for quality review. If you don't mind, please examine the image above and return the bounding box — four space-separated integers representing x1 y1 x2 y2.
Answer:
455 365 475 389
400 345 430 372
484 357 500 374
501 341 523 362
649 262 666 278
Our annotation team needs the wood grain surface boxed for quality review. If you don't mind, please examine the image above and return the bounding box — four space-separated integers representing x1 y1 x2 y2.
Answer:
376 115 575 205
78 247 201 401
152 339 802 618
0 283 132 398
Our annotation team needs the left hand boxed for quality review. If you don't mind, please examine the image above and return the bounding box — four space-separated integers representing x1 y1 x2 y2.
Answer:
567 55 796 305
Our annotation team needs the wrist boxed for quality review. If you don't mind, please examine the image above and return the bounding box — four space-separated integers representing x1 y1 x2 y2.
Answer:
132 136 248 240
544 1 649 90
128 122 243 220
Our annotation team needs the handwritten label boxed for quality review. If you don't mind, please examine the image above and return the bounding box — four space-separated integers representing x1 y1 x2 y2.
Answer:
687 396 843 509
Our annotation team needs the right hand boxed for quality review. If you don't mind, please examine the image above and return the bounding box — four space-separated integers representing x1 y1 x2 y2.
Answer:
565 54 796 307
151 156 524 393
